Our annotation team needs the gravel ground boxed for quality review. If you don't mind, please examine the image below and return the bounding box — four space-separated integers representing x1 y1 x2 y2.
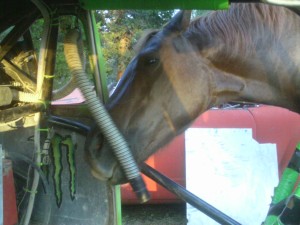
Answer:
122 203 187 225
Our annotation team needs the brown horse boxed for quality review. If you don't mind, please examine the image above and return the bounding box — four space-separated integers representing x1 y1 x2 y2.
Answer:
86 3 300 184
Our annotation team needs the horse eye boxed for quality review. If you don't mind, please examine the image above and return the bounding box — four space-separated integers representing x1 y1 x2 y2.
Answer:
146 58 159 66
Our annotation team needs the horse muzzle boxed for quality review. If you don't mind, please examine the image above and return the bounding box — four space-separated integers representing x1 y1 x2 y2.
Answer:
85 130 127 184
88 156 127 185
89 159 127 184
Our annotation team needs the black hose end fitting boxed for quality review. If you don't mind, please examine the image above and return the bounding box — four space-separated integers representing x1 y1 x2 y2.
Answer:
129 176 151 203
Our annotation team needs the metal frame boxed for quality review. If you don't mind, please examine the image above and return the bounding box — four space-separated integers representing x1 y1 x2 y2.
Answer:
1 0 300 224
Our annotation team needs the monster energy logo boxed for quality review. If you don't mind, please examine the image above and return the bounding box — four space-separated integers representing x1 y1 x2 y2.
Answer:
51 133 77 208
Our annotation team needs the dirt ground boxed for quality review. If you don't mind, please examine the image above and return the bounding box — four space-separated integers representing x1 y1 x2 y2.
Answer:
122 203 188 225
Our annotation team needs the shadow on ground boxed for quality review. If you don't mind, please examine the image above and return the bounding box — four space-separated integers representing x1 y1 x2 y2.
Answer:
122 203 187 225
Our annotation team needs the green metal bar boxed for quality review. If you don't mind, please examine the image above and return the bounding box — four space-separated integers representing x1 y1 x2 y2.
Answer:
88 11 109 101
115 185 122 225
79 0 229 10
88 11 122 225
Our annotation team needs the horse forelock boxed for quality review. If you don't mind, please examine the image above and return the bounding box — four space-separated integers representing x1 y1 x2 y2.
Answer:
106 57 138 110
186 3 294 58
133 29 159 53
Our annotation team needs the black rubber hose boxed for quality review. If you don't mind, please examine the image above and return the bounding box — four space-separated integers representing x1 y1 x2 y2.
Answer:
141 163 242 225
47 115 91 135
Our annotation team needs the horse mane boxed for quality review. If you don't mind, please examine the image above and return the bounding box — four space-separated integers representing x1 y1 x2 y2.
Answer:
133 29 159 53
186 3 295 57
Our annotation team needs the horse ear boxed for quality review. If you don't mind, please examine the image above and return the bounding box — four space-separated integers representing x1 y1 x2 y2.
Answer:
164 10 192 33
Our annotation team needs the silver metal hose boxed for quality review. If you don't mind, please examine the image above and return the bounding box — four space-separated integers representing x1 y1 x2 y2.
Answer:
64 29 150 203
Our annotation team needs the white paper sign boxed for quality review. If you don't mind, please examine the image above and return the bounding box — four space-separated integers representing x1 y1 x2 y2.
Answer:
185 128 278 225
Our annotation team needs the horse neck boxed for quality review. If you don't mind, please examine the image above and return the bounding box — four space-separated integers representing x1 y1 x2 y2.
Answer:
185 7 300 113
209 45 300 113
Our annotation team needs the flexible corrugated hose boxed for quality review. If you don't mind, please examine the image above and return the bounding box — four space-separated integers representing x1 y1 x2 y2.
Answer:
52 42 85 101
64 29 150 203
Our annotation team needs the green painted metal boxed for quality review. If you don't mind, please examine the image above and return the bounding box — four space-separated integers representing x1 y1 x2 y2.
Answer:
297 142 300 151
293 142 300 198
90 11 109 101
90 11 122 225
264 215 284 225
295 182 300 198
80 0 229 10
263 143 300 224
294 141 300 199
272 168 298 205
115 185 122 225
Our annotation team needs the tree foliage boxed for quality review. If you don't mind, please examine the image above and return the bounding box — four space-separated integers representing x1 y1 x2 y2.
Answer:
30 17 73 89
28 11 174 88
95 10 173 85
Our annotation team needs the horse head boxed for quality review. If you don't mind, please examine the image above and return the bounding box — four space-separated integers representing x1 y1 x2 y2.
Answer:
85 10 217 184
86 4 300 184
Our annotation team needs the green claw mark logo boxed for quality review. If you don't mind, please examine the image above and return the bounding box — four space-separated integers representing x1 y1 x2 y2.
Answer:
51 133 77 208
61 136 76 201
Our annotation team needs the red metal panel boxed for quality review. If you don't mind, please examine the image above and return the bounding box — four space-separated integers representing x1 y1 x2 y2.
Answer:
121 105 300 204
122 135 185 204
247 106 300 176
3 160 18 225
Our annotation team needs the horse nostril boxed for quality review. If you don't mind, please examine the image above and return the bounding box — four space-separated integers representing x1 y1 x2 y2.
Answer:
93 132 104 158
85 129 119 181
110 166 127 185
85 129 105 172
